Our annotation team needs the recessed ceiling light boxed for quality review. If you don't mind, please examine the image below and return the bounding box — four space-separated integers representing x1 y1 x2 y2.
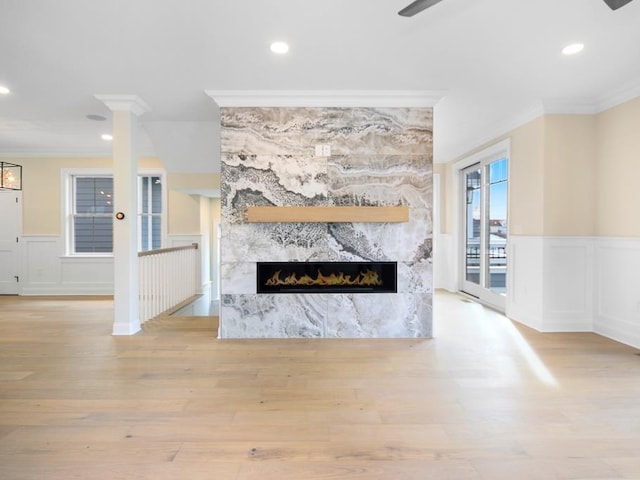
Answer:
562 43 584 55
0 85 10 95
101 134 113 141
86 114 107 121
270 41 289 54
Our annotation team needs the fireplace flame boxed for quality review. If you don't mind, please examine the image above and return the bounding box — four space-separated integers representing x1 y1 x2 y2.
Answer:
265 269 383 287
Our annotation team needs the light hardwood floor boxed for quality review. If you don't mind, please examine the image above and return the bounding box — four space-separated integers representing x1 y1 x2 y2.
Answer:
1 292 639 479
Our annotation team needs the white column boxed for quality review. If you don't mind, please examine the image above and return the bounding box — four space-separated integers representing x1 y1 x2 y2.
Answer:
95 95 151 335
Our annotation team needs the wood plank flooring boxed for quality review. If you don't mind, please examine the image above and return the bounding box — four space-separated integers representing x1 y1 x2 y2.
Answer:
1 292 639 479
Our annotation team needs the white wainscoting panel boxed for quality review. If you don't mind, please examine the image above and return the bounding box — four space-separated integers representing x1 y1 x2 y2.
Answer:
594 237 640 349
541 237 594 332
438 233 638 348
20 234 207 296
507 236 544 331
60 256 114 294
23 236 61 287
21 235 113 295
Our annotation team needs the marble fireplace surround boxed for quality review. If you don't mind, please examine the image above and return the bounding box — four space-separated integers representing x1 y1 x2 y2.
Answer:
212 93 437 339
246 205 409 223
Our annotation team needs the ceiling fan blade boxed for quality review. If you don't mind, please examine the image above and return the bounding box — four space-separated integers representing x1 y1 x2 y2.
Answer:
603 0 634 9
398 0 444 17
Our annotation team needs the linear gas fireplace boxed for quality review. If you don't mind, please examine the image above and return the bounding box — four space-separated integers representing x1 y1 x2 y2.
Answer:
257 261 397 294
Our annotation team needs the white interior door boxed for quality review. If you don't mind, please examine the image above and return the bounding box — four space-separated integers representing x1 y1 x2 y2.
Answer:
0 190 21 294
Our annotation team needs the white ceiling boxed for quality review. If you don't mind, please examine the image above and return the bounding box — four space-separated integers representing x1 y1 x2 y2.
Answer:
1 0 640 171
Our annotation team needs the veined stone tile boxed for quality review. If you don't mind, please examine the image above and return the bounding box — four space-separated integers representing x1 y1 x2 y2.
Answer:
220 262 256 295
397 260 433 294
222 223 330 263
322 107 433 156
221 154 328 224
327 209 432 262
408 293 433 337
220 294 327 339
221 107 432 156
221 107 328 155
326 293 432 338
220 224 280 263
328 155 431 208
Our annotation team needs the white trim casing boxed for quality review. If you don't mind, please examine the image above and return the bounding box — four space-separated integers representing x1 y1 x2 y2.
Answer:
137 169 168 250
452 139 511 311
60 168 113 257
60 168 167 256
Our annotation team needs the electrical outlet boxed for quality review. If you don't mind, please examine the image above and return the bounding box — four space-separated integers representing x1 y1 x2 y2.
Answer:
315 144 331 157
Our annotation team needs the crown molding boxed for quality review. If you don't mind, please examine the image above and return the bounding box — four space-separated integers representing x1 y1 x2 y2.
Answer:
205 90 447 108
0 149 111 158
0 146 157 158
541 76 640 115
94 94 152 116
540 97 599 115
596 76 640 112
437 102 544 164
440 78 640 164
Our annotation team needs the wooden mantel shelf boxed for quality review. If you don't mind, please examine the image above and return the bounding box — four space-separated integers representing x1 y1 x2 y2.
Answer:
247 206 409 223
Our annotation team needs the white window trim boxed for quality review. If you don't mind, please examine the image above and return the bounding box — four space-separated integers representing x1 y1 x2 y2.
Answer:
137 168 167 251
60 168 167 257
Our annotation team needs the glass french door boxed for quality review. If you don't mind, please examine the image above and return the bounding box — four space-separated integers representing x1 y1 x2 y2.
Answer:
461 157 508 311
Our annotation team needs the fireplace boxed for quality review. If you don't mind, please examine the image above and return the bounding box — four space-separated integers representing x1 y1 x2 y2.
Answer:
257 262 397 294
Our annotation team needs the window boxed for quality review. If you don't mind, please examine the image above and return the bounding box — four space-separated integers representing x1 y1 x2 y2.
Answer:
138 176 162 251
72 176 114 253
65 171 164 255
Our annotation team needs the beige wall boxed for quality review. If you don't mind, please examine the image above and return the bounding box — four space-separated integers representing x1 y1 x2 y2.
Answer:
18 157 220 237
166 173 220 234
18 157 161 235
508 117 545 236
441 116 545 237
21 157 103 235
543 115 597 236
442 98 640 239
596 97 640 237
